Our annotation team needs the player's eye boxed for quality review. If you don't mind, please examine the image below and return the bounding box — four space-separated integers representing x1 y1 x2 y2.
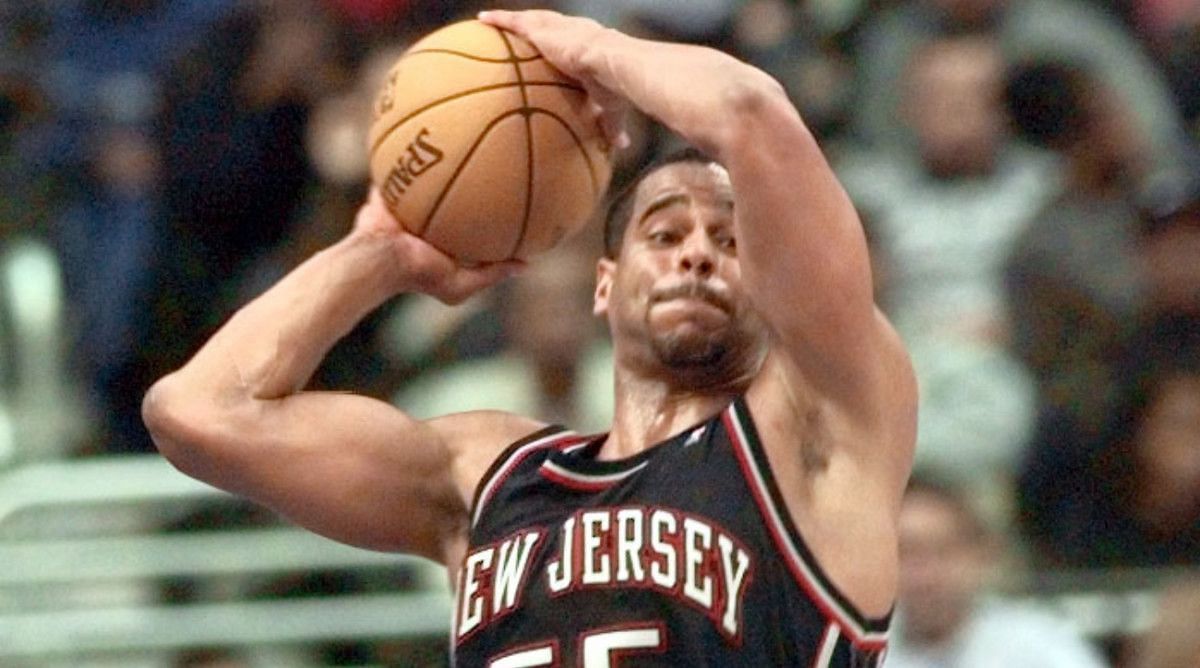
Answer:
647 229 679 245
711 228 736 252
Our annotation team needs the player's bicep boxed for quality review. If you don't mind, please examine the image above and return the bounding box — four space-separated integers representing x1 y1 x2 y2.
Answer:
151 387 466 561
720 89 888 405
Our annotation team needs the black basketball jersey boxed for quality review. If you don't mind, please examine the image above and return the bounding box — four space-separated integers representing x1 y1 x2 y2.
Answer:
452 396 891 667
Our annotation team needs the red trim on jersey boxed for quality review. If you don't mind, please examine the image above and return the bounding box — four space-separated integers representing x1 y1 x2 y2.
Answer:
811 623 840 668
721 405 889 650
575 620 667 667
539 463 614 492
538 459 648 492
472 431 584 528
486 637 561 668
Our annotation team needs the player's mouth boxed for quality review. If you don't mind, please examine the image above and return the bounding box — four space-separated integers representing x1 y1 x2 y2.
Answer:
650 283 732 315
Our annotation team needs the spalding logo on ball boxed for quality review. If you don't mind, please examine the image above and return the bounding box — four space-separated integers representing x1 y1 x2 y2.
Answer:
368 20 613 263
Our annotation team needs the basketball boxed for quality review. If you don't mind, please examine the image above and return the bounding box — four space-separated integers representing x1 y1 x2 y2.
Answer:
368 20 613 263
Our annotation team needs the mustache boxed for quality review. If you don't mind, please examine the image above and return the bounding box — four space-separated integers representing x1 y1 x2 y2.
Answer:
650 282 733 313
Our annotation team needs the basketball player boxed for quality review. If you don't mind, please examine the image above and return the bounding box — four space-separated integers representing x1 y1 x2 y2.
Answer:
143 10 917 666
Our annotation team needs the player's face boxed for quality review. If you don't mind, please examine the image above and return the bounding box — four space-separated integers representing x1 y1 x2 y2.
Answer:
595 162 766 378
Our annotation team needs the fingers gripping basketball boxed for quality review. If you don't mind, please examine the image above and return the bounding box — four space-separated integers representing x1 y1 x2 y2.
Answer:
368 20 613 264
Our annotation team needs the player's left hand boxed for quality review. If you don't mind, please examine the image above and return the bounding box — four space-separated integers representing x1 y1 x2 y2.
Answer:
478 9 630 152
353 188 524 305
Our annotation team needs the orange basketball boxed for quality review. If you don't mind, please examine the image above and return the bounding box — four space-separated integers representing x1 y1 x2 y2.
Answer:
368 20 612 263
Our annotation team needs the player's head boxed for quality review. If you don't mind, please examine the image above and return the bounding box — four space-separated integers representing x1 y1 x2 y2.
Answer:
602 147 715 260
593 148 767 386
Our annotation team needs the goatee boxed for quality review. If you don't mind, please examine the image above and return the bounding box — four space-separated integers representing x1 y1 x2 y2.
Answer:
652 330 731 369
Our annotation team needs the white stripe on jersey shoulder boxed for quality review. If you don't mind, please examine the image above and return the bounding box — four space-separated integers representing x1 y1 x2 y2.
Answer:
724 402 889 648
812 623 840 668
471 428 579 528
539 459 649 489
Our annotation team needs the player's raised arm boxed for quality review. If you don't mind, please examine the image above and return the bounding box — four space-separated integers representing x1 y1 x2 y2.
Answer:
480 10 914 437
142 190 533 563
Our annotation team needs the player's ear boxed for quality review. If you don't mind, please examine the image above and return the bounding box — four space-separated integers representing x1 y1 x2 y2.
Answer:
594 257 615 316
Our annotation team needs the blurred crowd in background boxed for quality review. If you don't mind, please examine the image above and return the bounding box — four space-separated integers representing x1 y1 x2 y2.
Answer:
0 0 1198 666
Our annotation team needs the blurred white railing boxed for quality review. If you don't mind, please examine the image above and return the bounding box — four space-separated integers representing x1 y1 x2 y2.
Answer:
3 455 1193 667
0 455 453 667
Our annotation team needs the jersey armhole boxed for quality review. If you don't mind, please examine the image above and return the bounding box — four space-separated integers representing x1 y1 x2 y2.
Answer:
723 395 893 648
467 425 575 530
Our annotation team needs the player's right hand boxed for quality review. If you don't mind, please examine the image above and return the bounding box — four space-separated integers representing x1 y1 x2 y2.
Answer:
477 9 630 152
353 187 525 305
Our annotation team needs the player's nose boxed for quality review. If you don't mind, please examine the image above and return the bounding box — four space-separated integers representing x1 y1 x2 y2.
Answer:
677 231 716 277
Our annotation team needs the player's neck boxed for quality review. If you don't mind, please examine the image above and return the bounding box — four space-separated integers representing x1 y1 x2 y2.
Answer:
600 371 740 461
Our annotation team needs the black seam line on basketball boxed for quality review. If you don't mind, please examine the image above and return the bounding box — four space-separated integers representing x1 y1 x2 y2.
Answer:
526 108 604 200
418 108 532 238
369 82 585 156
495 27 536 259
402 48 544 64
501 109 604 260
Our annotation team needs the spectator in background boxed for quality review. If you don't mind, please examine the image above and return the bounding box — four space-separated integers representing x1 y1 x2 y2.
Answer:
0 7 56 239
0 38 84 464
1021 333 1200 569
1121 0 1200 134
1004 62 1200 565
0 66 55 237
35 0 236 455
731 0 857 142
394 240 613 433
88 0 350 455
836 34 1050 483
887 472 1109 668
1130 577 1200 668
851 0 1195 180
1003 59 1154 448
1135 179 1200 328
561 0 737 45
238 40 414 399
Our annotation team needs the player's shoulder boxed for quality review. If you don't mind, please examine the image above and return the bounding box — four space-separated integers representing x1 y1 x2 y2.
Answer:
750 314 916 429
429 410 550 460
426 410 554 503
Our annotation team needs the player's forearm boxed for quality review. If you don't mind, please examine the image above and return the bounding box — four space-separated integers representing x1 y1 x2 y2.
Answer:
584 30 789 157
174 231 404 402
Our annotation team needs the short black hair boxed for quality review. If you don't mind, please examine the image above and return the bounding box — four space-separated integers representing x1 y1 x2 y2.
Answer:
1004 58 1093 150
602 146 718 258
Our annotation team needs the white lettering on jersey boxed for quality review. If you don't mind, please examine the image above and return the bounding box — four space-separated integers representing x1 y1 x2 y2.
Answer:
615 508 645 583
682 517 714 609
456 529 544 640
717 533 752 636
493 531 542 615
580 511 611 585
458 548 494 638
542 507 754 643
457 509 755 644
649 510 678 589
546 516 575 593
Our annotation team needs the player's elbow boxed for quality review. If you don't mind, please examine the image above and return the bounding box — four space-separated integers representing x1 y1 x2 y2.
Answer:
142 373 240 483
708 73 802 155
722 71 786 111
